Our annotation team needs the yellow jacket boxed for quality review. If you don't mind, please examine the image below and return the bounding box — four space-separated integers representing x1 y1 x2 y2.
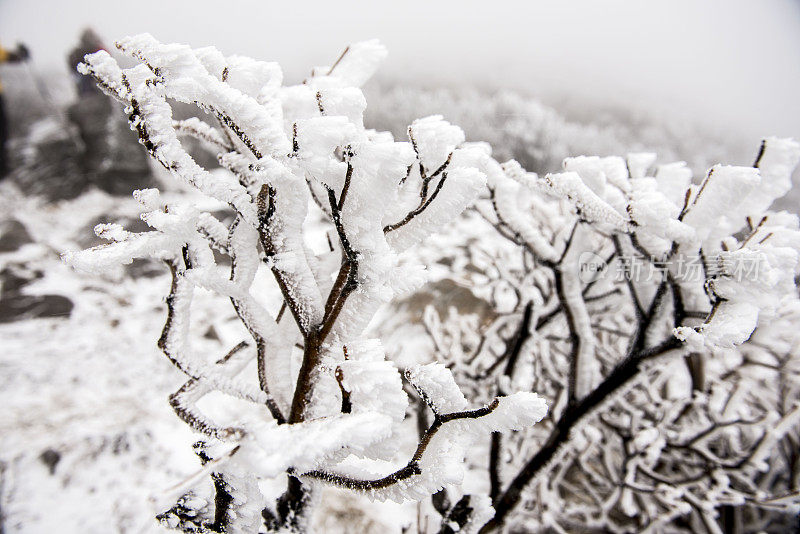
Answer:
0 43 9 92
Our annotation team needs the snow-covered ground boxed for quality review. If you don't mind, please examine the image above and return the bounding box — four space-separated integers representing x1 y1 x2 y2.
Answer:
0 187 196 532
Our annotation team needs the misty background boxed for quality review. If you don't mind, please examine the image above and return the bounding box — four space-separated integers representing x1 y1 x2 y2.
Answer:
2 0 800 140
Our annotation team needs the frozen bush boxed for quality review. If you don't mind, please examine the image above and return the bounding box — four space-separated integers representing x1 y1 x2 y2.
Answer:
65 35 547 533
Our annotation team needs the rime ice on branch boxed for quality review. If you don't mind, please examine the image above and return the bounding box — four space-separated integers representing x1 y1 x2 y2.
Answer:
425 137 800 532
64 35 546 533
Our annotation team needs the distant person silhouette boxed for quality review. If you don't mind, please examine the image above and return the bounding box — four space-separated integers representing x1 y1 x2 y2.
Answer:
0 42 30 177
66 28 153 195
66 29 112 184
67 28 106 96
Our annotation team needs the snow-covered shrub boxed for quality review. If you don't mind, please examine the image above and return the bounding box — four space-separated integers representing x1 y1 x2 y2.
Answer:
64 36 547 533
408 139 800 532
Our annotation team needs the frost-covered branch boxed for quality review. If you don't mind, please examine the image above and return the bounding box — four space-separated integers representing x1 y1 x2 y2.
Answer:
65 35 544 533
301 394 543 492
409 139 800 533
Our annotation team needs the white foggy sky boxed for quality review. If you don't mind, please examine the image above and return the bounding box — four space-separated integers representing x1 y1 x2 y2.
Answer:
1 0 799 140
